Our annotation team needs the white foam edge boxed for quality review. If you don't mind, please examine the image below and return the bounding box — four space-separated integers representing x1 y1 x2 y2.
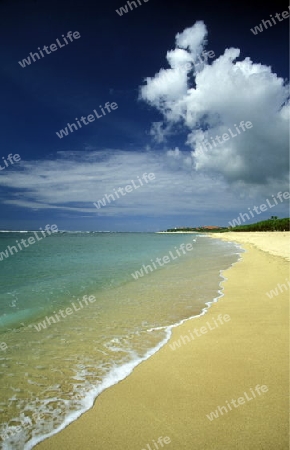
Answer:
25 238 245 449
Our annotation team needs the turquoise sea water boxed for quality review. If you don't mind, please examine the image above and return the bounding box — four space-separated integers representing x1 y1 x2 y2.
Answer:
0 232 242 449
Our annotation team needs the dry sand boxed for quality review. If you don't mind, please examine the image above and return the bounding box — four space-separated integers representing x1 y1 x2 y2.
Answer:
210 231 290 261
36 232 289 450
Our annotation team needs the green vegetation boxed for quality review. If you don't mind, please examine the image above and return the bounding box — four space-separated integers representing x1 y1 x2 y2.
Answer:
230 217 290 232
165 217 290 233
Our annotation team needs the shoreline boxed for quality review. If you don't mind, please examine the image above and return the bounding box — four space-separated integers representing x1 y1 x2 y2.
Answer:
36 232 289 450
155 231 200 234
209 231 290 260
30 239 242 449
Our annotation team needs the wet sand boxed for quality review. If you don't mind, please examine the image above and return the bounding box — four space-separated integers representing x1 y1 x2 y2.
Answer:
36 232 289 450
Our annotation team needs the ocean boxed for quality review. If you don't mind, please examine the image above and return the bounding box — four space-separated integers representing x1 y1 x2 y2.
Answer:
0 232 242 449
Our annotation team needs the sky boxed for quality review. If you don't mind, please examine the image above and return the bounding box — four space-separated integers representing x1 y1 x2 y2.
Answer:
0 0 289 231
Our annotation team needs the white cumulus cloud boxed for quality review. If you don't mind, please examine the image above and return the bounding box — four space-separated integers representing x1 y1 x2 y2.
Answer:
139 21 289 192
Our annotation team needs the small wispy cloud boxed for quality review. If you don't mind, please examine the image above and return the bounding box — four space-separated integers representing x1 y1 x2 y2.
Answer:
0 150 238 217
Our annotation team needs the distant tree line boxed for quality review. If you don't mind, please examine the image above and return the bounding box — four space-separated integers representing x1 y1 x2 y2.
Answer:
166 227 228 232
165 218 290 233
230 217 290 232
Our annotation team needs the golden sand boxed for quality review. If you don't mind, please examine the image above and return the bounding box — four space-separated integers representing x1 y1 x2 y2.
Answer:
210 231 290 261
36 232 289 450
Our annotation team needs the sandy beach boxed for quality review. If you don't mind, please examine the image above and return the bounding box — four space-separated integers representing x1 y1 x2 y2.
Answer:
36 232 289 450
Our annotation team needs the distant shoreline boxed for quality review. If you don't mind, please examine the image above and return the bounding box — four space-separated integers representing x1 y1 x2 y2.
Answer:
155 231 200 234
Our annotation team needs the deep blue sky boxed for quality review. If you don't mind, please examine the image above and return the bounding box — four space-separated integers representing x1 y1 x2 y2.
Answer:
0 0 289 231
